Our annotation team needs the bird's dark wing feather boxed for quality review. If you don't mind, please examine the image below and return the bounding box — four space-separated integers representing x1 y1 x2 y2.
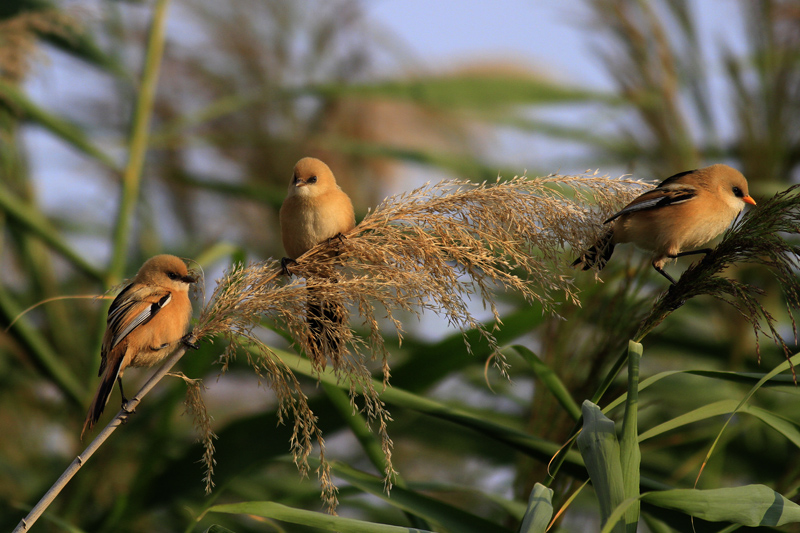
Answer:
656 169 697 188
105 289 172 354
604 184 697 224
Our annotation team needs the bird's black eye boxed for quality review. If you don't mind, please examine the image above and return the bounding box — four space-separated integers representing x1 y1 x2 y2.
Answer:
732 186 743 197
167 272 179 280
292 174 298 183
308 175 317 184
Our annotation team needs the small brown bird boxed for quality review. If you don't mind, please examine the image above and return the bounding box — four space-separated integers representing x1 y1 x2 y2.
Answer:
573 164 757 284
279 157 356 366
82 255 196 439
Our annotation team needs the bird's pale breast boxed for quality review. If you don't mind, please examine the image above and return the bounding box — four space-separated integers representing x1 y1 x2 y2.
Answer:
281 190 354 259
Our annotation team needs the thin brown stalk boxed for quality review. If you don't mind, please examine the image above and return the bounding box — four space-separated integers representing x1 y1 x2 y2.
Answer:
12 336 195 533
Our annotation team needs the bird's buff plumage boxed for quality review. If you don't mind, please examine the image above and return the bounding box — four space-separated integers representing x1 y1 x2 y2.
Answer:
573 164 757 284
81 255 196 439
280 157 356 368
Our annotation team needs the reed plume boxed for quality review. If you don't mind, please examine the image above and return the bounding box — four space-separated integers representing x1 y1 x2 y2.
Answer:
192 172 647 509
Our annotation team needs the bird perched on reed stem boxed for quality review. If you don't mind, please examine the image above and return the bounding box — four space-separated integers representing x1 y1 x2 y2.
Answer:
573 164 757 284
280 157 356 368
82 255 197 439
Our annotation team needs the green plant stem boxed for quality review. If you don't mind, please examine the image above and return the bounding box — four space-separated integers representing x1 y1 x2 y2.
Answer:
619 341 642 532
544 331 651 488
94 0 172 363
108 0 171 283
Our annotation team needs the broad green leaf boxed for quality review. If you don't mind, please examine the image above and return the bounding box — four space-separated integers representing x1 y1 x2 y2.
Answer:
511 344 581 421
603 361 800 416
208 501 436 532
280 349 582 469
639 399 800 448
518 483 553 533
392 305 546 392
331 461 510 533
600 497 645 533
743 404 800 449
642 485 800 526
301 75 618 110
577 401 625 533
321 383 433 531
693 352 800 489
640 513 675 533
203 526 237 533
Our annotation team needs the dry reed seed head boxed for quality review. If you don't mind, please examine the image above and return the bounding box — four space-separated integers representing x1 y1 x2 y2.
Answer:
638 185 800 379
192 172 651 509
0 10 80 83
177 374 218 494
195 264 342 509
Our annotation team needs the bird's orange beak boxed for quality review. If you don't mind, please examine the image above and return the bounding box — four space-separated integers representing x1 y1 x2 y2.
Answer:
743 195 757 206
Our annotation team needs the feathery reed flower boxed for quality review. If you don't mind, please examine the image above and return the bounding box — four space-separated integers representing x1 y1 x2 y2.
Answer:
192 172 646 508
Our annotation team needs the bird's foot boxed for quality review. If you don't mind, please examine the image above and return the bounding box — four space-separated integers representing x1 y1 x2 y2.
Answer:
665 284 687 309
181 333 199 350
327 233 347 246
121 398 136 416
281 257 297 276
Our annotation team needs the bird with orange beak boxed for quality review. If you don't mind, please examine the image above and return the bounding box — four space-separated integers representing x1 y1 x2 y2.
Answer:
82 254 197 439
574 164 757 284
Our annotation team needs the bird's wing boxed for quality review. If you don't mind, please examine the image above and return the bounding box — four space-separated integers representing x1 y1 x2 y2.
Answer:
604 183 697 224
103 286 173 356
655 169 697 188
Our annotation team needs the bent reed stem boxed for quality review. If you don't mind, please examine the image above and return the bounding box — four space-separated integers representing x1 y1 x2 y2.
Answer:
12 335 195 533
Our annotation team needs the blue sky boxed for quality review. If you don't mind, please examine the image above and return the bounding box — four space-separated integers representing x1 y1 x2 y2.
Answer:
367 0 609 86
24 1 750 219
361 1 747 175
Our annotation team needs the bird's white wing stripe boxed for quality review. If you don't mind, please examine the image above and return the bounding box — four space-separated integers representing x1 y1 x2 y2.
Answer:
110 293 172 350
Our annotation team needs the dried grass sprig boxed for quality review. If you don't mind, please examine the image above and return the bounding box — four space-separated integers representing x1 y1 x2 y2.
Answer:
0 9 81 83
193 262 342 509
192 172 647 508
636 185 800 379
171 372 218 495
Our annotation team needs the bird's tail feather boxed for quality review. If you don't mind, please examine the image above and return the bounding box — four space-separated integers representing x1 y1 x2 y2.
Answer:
81 354 123 440
572 230 615 271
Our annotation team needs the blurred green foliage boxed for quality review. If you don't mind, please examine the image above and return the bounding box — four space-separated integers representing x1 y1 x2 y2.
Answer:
2 0 800 532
